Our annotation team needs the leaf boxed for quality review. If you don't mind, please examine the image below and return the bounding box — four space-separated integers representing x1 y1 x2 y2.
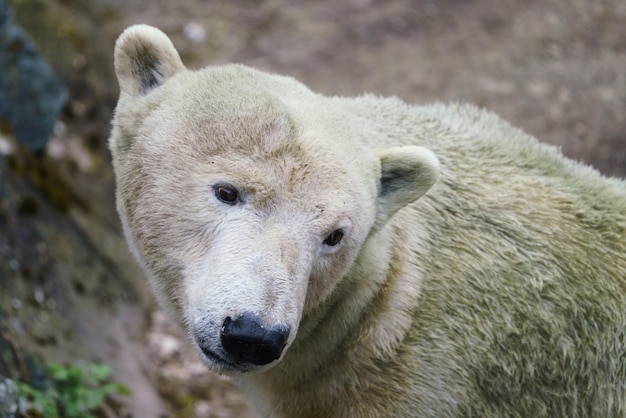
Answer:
89 363 113 383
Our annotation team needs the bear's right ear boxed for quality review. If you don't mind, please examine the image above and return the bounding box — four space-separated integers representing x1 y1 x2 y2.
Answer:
375 146 440 226
114 25 185 96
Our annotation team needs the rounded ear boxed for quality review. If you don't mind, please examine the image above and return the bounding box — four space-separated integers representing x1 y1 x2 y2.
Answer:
114 24 185 96
376 146 440 226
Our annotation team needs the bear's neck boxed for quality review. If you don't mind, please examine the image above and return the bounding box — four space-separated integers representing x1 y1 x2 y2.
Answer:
235 216 428 416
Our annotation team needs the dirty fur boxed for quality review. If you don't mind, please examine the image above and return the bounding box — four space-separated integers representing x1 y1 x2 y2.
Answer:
109 25 626 418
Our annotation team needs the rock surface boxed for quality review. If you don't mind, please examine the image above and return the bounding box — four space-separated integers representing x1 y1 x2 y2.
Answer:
0 151 167 416
0 0 66 150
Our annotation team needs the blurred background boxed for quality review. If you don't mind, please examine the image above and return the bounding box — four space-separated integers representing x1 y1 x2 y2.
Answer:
0 0 624 416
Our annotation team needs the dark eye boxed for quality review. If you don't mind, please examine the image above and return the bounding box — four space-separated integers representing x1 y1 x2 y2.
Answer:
215 185 239 205
323 229 344 247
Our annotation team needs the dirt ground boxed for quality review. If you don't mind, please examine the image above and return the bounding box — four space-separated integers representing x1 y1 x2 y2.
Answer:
3 0 625 417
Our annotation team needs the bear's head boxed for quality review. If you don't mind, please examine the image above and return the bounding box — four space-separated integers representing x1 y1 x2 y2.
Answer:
110 25 439 373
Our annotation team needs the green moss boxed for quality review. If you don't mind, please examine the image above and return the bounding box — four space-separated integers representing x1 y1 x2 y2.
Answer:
14 361 130 418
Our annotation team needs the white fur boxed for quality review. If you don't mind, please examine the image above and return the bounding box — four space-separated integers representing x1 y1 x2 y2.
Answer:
110 25 626 417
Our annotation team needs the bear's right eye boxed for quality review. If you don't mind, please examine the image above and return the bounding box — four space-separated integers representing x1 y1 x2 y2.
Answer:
214 185 239 205
323 229 344 247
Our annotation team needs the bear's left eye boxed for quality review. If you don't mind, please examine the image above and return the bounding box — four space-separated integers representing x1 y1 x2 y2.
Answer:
214 184 239 205
323 229 344 247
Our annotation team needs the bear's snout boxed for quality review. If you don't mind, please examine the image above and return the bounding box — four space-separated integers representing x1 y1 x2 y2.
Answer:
220 312 290 366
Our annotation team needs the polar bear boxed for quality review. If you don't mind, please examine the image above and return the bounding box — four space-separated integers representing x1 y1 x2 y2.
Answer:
109 25 626 417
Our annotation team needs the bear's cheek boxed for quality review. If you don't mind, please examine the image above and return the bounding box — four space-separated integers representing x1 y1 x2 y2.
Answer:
303 241 362 312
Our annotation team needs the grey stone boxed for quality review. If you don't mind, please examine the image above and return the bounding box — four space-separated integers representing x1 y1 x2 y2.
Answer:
0 0 67 151
0 378 19 417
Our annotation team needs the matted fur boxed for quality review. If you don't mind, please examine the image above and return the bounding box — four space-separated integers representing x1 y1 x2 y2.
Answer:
110 25 626 417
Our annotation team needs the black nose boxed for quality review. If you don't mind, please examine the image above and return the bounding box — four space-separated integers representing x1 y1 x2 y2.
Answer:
221 313 290 366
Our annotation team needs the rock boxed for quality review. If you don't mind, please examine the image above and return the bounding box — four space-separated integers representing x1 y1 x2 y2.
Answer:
0 154 166 417
0 378 19 415
0 0 67 151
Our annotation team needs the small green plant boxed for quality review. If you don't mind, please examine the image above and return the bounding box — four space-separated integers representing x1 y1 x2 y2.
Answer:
14 362 130 418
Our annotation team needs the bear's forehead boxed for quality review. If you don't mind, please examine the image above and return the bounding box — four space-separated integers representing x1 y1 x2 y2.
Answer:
159 79 298 153
190 109 302 160
138 108 346 205
200 135 350 208
140 72 368 209
155 86 342 177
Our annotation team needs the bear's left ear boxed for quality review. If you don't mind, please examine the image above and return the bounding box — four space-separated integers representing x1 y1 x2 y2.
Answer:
376 146 440 225
114 24 185 96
